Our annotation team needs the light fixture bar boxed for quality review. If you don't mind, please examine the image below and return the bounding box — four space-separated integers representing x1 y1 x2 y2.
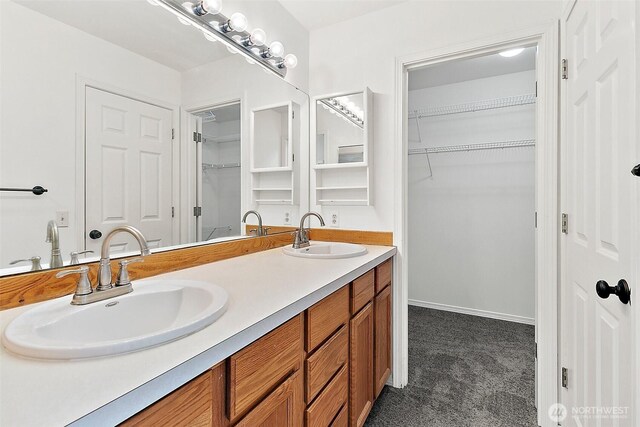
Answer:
320 99 364 129
155 0 288 77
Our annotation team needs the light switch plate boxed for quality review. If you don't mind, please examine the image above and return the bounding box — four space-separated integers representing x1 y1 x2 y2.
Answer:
56 211 69 227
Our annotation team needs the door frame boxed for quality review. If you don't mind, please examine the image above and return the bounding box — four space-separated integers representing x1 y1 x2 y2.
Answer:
393 22 560 426
75 76 180 255
182 98 243 244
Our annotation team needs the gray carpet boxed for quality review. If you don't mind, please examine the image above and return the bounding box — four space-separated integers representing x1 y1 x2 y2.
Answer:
366 306 536 427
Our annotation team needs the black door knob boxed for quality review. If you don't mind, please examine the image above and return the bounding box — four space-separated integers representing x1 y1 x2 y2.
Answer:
632 164 640 177
89 229 102 240
596 279 631 304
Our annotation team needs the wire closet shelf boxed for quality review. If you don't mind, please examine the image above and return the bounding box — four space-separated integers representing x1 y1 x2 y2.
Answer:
408 93 536 119
408 139 535 155
202 162 241 170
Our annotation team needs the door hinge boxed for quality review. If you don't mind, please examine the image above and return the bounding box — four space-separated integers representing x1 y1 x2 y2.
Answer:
292 110 295 119
171 128 175 140
198 132 202 143
535 343 537 359
193 131 197 142
535 81 538 97
561 213 568 234
171 206 175 218
193 206 202 217
562 367 568 388
535 211 538 229
561 59 568 80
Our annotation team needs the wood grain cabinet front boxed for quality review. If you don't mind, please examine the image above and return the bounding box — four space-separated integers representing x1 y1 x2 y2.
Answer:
350 271 375 315
228 314 304 422
305 364 348 427
305 324 349 404
349 302 374 427
234 370 304 427
121 370 214 427
374 285 392 399
305 286 350 353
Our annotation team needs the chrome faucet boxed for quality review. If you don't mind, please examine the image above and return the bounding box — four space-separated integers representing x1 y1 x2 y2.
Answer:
9 256 42 271
98 226 150 291
293 212 325 249
58 225 150 305
46 220 63 268
242 210 267 236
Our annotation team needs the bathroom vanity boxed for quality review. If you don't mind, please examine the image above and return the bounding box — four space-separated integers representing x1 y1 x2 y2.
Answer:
0 243 395 426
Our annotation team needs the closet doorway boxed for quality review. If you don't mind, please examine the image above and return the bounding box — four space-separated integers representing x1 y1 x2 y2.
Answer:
405 46 538 424
192 102 242 242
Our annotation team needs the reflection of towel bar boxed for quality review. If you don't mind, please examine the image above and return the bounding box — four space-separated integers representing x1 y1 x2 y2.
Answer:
0 186 48 195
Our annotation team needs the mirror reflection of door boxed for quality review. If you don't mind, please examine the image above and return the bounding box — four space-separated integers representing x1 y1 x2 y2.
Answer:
85 87 173 255
194 103 241 242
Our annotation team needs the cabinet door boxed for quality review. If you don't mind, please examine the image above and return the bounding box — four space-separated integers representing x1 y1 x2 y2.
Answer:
374 285 392 398
349 302 374 427
234 370 304 427
121 370 213 427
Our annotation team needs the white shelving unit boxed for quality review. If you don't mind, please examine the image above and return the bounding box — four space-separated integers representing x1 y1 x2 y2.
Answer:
311 88 373 206
250 101 299 206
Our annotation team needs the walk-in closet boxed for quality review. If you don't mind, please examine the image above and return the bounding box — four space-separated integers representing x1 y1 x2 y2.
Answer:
407 47 537 322
197 103 241 240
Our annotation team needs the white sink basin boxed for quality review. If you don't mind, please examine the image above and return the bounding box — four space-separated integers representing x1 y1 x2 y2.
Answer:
2 279 228 360
282 241 368 259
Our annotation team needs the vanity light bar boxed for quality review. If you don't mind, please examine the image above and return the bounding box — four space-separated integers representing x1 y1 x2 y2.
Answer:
152 0 297 78
320 98 364 129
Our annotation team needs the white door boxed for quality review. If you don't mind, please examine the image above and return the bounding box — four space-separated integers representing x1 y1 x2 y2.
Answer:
85 87 173 255
561 0 637 426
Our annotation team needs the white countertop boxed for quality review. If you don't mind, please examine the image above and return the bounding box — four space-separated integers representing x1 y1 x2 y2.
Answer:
0 243 396 426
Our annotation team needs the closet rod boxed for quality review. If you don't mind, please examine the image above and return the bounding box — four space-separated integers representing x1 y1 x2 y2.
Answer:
408 139 535 155
408 94 536 119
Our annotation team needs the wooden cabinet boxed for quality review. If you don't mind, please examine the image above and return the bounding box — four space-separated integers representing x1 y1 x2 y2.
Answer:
349 302 374 427
234 370 304 427
374 285 392 398
121 370 214 427
228 314 304 422
126 257 393 427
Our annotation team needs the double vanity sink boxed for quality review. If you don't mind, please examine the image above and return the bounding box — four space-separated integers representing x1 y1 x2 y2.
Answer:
0 237 389 426
2 241 367 361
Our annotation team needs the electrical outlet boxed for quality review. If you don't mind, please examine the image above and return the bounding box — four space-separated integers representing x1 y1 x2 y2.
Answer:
56 211 69 227
327 210 339 227
283 211 291 225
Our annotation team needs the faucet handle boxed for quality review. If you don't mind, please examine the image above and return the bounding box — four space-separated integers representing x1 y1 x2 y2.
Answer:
70 250 94 265
56 266 93 296
10 256 43 271
116 257 144 287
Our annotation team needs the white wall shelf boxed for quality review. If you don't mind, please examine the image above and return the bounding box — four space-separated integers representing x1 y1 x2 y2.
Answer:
408 139 535 155
311 87 373 207
408 93 536 119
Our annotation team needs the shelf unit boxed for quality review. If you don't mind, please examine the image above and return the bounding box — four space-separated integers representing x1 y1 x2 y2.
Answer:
250 101 299 206
408 93 536 119
408 139 535 155
312 88 373 206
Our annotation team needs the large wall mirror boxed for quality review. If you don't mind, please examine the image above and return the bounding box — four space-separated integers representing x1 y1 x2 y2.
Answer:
0 0 310 276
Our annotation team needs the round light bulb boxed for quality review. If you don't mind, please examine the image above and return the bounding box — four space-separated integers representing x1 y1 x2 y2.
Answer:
269 41 284 57
228 12 248 32
250 28 266 46
283 54 298 69
227 45 238 54
245 57 255 65
146 0 160 6
200 0 222 15
203 31 217 42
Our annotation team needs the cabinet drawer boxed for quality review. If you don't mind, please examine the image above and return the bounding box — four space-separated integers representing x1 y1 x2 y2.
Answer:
351 270 375 314
305 324 348 403
229 314 304 421
375 259 392 294
122 370 213 427
305 364 348 427
306 286 349 352
329 405 347 427
234 370 304 427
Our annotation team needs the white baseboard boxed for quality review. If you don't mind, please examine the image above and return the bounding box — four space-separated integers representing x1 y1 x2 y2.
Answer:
408 299 535 325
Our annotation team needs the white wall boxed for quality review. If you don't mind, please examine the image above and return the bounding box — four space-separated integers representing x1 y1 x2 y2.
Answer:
407 70 536 321
0 1 181 268
308 0 560 231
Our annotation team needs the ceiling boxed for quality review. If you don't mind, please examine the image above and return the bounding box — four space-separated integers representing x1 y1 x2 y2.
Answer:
409 46 537 91
197 103 241 123
16 0 231 72
277 0 406 31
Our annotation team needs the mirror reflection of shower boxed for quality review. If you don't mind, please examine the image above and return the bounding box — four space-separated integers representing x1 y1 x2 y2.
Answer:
196 102 241 241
